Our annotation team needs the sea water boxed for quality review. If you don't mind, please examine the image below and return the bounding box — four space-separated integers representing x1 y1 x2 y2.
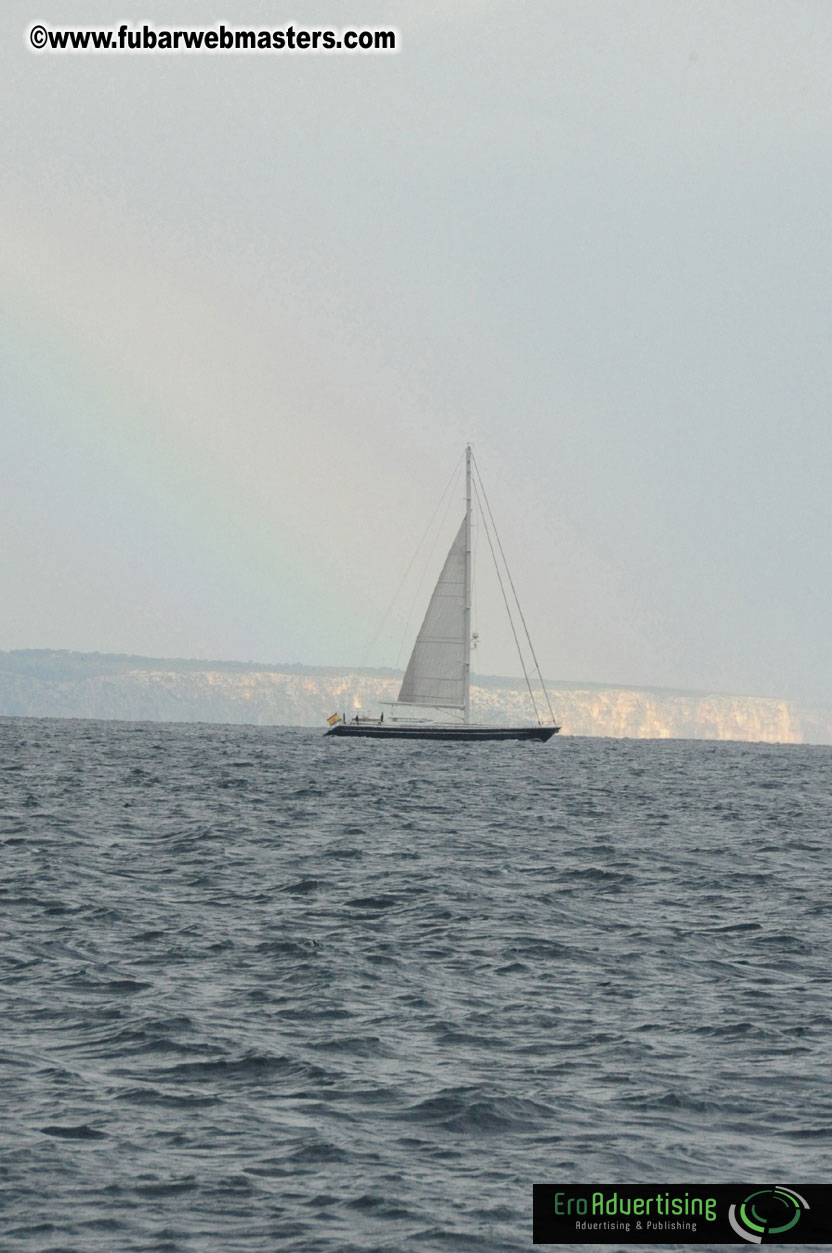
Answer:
2 718 831 1251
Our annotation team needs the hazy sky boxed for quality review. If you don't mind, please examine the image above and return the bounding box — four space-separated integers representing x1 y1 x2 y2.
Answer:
3 1 832 702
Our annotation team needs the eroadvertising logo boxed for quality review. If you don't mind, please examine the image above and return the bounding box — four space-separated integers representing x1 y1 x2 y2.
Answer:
728 1188 809 1244
533 1184 832 1244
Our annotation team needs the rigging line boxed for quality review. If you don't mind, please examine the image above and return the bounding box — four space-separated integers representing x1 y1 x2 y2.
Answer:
358 450 465 671
472 476 541 725
473 456 557 726
472 455 558 726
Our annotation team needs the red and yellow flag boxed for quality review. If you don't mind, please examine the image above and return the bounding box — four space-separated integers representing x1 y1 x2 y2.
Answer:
326 713 340 726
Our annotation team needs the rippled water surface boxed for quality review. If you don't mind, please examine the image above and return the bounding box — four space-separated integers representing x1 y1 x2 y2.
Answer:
2 718 831 1251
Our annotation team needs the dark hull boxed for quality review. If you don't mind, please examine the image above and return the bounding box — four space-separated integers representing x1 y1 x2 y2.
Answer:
326 723 559 742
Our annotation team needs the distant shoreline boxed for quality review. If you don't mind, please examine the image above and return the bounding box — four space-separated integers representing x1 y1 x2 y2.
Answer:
1 650 828 744
0 647 794 700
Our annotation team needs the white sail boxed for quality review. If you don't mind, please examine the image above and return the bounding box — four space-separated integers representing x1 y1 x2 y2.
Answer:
398 516 467 709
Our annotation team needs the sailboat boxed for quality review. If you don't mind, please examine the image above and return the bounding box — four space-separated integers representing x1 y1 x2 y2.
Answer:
326 446 559 741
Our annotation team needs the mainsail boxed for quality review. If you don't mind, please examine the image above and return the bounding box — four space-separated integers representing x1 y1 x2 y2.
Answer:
397 516 467 710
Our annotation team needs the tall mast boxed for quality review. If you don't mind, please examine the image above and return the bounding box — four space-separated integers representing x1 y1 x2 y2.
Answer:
463 444 472 723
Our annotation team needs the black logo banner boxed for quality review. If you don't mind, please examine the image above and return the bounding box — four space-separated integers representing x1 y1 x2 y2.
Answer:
533 1184 832 1244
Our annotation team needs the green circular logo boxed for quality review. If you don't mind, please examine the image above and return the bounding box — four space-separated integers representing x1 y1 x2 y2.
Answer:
728 1187 809 1243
